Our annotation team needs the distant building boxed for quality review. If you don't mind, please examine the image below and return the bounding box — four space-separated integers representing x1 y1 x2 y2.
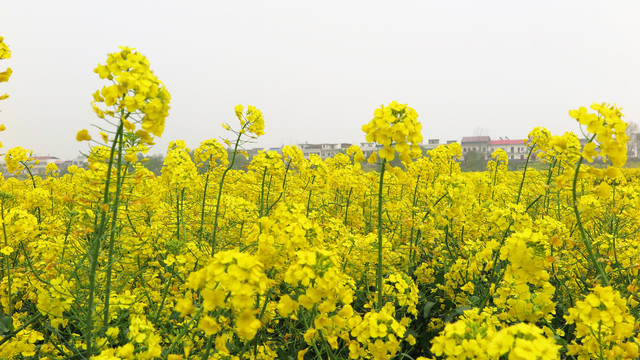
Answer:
59 156 88 172
298 143 322 158
321 143 351 159
423 139 441 151
359 142 380 160
461 136 491 158
489 139 527 161
422 139 459 152
629 132 640 159
31 156 62 175
0 155 87 176
460 136 531 161
299 143 352 159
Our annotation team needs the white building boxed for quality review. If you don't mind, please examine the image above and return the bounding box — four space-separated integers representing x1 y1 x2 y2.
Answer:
299 143 352 159
488 139 528 161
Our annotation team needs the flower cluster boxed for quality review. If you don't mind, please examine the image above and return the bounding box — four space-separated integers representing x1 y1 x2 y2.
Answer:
565 285 639 359
346 144 366 170
430 309 559 359
0 36 16 148
182 250 269 341
348 304 409 359
361 101 423 163
486 322 560 359
494 229 556 323
161 140 198 189
4 146 34 175
232 104 265 138
379 273 419 317
430 309 499 358
90 46 171 141
570 103 629 167
37 276 74 327
193 138 229 170
0 35 11 114
528 128 582 166
280 250 358 354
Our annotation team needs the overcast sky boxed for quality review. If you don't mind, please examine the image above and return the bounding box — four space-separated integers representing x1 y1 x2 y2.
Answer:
1 0 639 158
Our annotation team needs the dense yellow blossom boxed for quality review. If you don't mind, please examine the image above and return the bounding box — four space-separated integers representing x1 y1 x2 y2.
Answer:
76 129 92 142
569 103 628 167
0 36 10 60
92 46 171 138
4 146 33 175
0 35 10 108
234 104 265 137
3 58 640 360
565 286 639 359
361 101 423 163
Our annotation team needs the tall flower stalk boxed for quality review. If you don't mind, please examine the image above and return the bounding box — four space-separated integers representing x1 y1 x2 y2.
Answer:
211 105 264 255
76 46 170 358
194 138 228 246
361 101 422 309
567 103 628 286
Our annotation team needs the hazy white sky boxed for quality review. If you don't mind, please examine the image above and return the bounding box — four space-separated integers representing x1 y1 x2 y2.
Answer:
1 0 639 158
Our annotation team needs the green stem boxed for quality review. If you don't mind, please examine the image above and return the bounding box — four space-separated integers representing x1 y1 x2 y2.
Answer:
20 161 41 223
264 160 292 217
175 188 185 243
1 197 11 320
307 175 316 218
103 119 125 327
85 114 127 357
408 175 421 270
490 157 499 200
198 171 211 244
211 128 245 255
376 158 387 310
543 158 557 215
610 183 620 268
153 264 175 322
343 186 352 226
258 166 267 217
516 144 535 205
57 211 75 277
84 215 101 358
571 145 609 286
163 307 204 359
202 335 214 359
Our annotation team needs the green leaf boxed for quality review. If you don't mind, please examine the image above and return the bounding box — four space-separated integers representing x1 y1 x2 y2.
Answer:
0 314 13 336
422 301 436 318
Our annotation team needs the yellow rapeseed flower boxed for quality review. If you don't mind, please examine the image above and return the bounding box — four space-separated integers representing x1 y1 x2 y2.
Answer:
0 68 11 83
0 36 11 59
570 103 628 167
361 101 423 163
76 129 92 142
92 47 171 138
